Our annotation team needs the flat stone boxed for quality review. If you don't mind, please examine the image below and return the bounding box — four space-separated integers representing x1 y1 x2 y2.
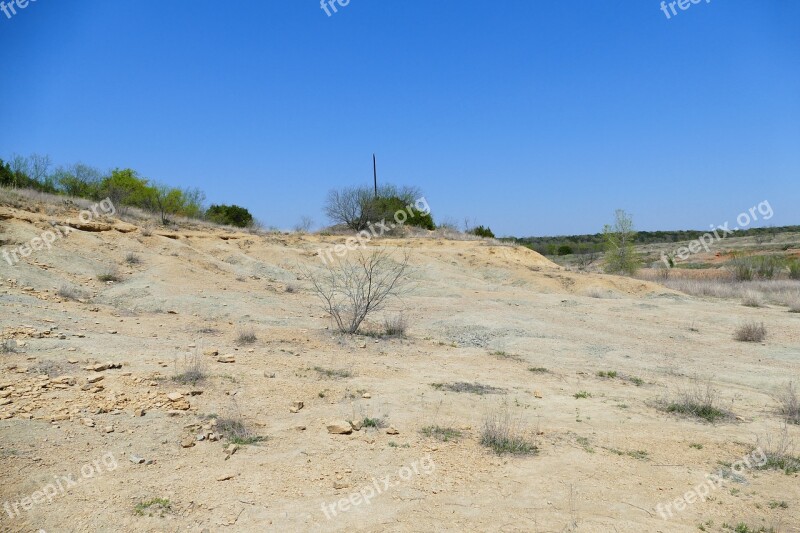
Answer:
327 421 353 435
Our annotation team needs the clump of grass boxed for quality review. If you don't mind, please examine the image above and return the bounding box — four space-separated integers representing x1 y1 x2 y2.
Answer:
172 353 206 385
31 359 72 378
768 500 788 509
420 425 463 442
124 252 141 265
313 366 352 379
755 425 800 475
789 302 800 314
215 416 265 445
741 292 763 308
597 371 618 378
58 284 87 300
134 498 171 517
235 327 257 345
662 378 729 423
735 322 767 342
431 382 504 395
383 313 408 337
776 381 799 425
97 267 120 282
574 391 591 399
361 416 388 429
528 367 549 373
1 339 18 354
690 443 704 449
140 226 152 237
480 408 538 456
284 284 297 293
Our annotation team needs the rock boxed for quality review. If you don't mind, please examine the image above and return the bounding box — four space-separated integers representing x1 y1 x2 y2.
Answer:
349 420 363 431
533 390 543 399
289 401 303 413
327 421 353 435
180 436 196 448
196 434 205 441
203 348 219 356
386 426 399 435
129 455 145 464
216 473 236 481
0 398 12 406
225 443 239 456
333 481 350 489
166 392 184 402
86 375 104 384
295 425 307 431
218 355 236 363
171 399 191 410
81 418 95 427
104 426 114 433
362 392 371 399
133 408 145 417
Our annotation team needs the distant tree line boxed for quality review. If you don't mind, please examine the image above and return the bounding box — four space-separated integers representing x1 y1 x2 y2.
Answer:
0 154 253 227
506 226 800 257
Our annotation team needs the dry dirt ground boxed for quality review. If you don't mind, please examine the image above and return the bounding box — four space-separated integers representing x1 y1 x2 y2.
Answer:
0 197 798 533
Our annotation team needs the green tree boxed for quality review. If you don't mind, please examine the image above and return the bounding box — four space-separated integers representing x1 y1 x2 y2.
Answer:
206 204 254 228
603 209 641 275
99 169 154 207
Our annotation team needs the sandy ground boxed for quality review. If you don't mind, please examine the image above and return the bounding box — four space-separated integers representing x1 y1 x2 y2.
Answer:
0 198 798 533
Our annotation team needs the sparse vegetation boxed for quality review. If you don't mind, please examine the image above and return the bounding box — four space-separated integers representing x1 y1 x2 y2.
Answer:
383 313 408 337
313 366 352 379
361 416 388 429
574 391 591 399
480 408 538 456
31 359 71 377
603 209 641 275
662 378 729 423
597 370 618 378
134 498 172 517
734 322 767 342
420 425 463 442
776 381 799 425
97 267 120 282
172 353 206 385
528 367 549 373
215 415 265 446
756 426 800 475
124 252 141 265
432 382 504 395
58 284 87 300
0 339 18 354
236 327 257 345
303 248 412 334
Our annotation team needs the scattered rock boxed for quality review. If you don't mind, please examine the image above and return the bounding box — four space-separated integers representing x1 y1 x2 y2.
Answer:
349 419 363 431
533 390 543 399
216 473 236 481
81 418 95 427
166 392 184 402
104 426 114 433
86 375 104 384
129 455 145 464
289 401 303 413
333 481 350 489
218 355 236 363
386 426 399 435
327 421 353 435
362 392 371 399
181 436 196 448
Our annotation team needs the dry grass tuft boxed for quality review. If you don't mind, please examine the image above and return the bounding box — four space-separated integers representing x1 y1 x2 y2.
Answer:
734 322 767 342
480 407 538 456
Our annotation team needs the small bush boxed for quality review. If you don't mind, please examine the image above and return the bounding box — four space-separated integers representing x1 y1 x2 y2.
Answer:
58 284 87 300
0 339 18 354
125 252 141 265
432 382 504 395
662 378 729 423
172 353 206 385
789 260 800 280
480 408 537 456
420 425 462 442
528 367 549 373
134 498 171 517
383 313 408 337
313 366 352 379
236 327 257 345
206 204 254 228
597 371 618 378
140 226 152 236
361 416 388 429
469 225 495 239
734 322 767 342
31 360 72 378
97 268 120 282
755 426 800 475
574 391 591 399
215 415 265 445
776 381 799 425
741 293 762 308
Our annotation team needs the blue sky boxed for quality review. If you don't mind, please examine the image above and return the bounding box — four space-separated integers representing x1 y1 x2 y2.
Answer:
1 0 798 236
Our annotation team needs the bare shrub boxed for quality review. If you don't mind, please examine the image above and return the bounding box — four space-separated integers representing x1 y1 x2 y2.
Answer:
383 313 408 337
31 359 72 377
741 292 763 308
97 267 120 282
755 425 800 475
432 382 504 395
58 284 87 300
141 226 152 237
236 327 257 345
480 407 538 455
173 352 206 385
215 401 265 445
303 248 412 334
1 339 18 354
776 381 800 425
661 377 729 422
125 252 141 265
735 322 767 342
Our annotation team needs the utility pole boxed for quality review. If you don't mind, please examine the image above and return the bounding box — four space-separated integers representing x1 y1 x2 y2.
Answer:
373 153 378 199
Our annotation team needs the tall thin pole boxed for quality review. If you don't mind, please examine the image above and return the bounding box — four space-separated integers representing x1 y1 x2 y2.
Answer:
373 153 378 198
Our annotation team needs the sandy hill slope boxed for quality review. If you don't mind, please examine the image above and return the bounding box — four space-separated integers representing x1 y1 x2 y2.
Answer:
1 194 798 533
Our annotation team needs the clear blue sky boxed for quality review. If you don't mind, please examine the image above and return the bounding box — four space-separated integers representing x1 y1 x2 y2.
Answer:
1 1 798 236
